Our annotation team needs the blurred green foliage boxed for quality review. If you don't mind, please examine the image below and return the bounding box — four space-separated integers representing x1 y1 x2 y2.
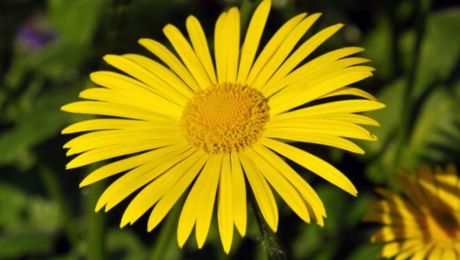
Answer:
0 0 459 259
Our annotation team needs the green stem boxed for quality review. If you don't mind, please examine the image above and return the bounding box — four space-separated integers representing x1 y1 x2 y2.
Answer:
394 0 432 167
38 166 79 245
250 199 287 260
85 182 106 260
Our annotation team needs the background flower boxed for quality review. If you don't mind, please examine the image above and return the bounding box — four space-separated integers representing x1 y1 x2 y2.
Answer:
364 164 460 259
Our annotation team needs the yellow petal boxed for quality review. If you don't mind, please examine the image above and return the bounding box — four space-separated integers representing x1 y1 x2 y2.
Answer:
147 153 209 231
252 13 322 90
380 240 420 259
251 144 326 225
78 87 182 119
237 0 271 83
62 119 162 134
106 148 196 214
90 70 188 112
370 226 419 243
66 139 178 169
123 54 194 99
63 125 178 149
261 138 357 196
93 144 192 211
272 100 385 121
120 150 202 227
214 11 228 83
224 8 240 83
270 68 374 115
177 155 220 248
239 152 278 231
427 246 443 260
65 129 180 156
393 244 425 260
263 46 364 97
138 38 200 92
244 148 310 223
324 113 380 126
375 189 420 222
440 249 457 260
195 154 222 248
80 146 181 187
363 211 419 227
102 55 187 106
261 21 347 95
163 24 211 89
186 16 217 84
61 101 169 121
265 119 377 141
287 61 374 99
321 86 376 100
246 12 306 86
230 151 247 236
108 155 197 215
282 47 365 86
410 245 433 260
217 153 234 254
262 130 365 154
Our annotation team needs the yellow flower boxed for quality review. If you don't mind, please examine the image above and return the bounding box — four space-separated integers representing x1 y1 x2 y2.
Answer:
62 0 383 253
364 165 460 259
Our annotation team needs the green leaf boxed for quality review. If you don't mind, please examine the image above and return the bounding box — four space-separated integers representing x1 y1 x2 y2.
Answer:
28 197 62 233
0 231 54 258
403 85 460 166
0 184 27 230
106 230 147 260
346 243 380 260
317 185 347 234
362 17 393 79
412 8 460 100
47 0 107 46
0 86 79 167
0 184 61 258
291 225 322 260
364 82 460 182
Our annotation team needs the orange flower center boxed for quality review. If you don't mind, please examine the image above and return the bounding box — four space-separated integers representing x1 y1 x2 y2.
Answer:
181 83 269 153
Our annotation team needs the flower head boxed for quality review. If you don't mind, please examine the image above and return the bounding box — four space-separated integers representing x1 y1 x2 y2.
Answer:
364 165 460 259
62 0 383 253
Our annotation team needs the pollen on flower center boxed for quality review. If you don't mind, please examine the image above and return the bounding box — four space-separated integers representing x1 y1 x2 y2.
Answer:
181 83 269 153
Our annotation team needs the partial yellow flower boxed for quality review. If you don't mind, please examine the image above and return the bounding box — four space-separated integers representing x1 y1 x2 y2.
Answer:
364 164 460 259
62 0 383 253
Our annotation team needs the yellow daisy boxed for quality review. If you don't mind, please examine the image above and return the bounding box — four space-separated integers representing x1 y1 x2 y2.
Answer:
62 0 384 253
364 165 460 259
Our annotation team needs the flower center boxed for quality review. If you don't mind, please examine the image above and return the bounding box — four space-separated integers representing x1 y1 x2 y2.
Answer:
181 83 269 153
